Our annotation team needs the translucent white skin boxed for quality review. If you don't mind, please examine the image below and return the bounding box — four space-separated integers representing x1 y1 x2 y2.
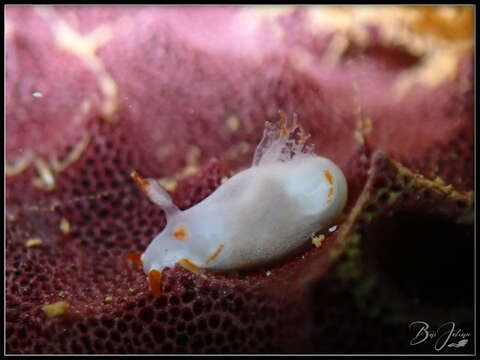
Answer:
138 118 348 274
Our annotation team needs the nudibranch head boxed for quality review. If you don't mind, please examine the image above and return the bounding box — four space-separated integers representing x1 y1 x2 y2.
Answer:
133 112 347 286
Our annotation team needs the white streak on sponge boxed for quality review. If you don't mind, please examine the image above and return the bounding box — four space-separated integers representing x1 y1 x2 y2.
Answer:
136 113 348 275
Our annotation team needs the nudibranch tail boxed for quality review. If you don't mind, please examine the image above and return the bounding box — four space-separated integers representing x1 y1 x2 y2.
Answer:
131 170 180 218
252 111 313 167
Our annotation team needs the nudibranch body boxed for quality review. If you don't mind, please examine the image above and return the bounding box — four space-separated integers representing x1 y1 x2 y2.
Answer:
132 114 347 283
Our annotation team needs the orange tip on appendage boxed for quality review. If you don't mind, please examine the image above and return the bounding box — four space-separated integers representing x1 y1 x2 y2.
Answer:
148 269 163 296
124 252 143 265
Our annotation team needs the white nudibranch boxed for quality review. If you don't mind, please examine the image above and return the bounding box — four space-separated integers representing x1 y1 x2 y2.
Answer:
130 113 347 295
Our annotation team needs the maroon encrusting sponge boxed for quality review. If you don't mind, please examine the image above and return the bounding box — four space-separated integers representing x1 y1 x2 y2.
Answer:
6 6 473 354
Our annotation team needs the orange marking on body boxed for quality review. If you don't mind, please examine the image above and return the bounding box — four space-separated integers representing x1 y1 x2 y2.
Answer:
131 170 150 195
205 244 224 265
124 252 143 265
280 112 288 138
179 258 202 274
173 226 189 241
328 187 335 198
148 269 163 296
325 170 333 185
